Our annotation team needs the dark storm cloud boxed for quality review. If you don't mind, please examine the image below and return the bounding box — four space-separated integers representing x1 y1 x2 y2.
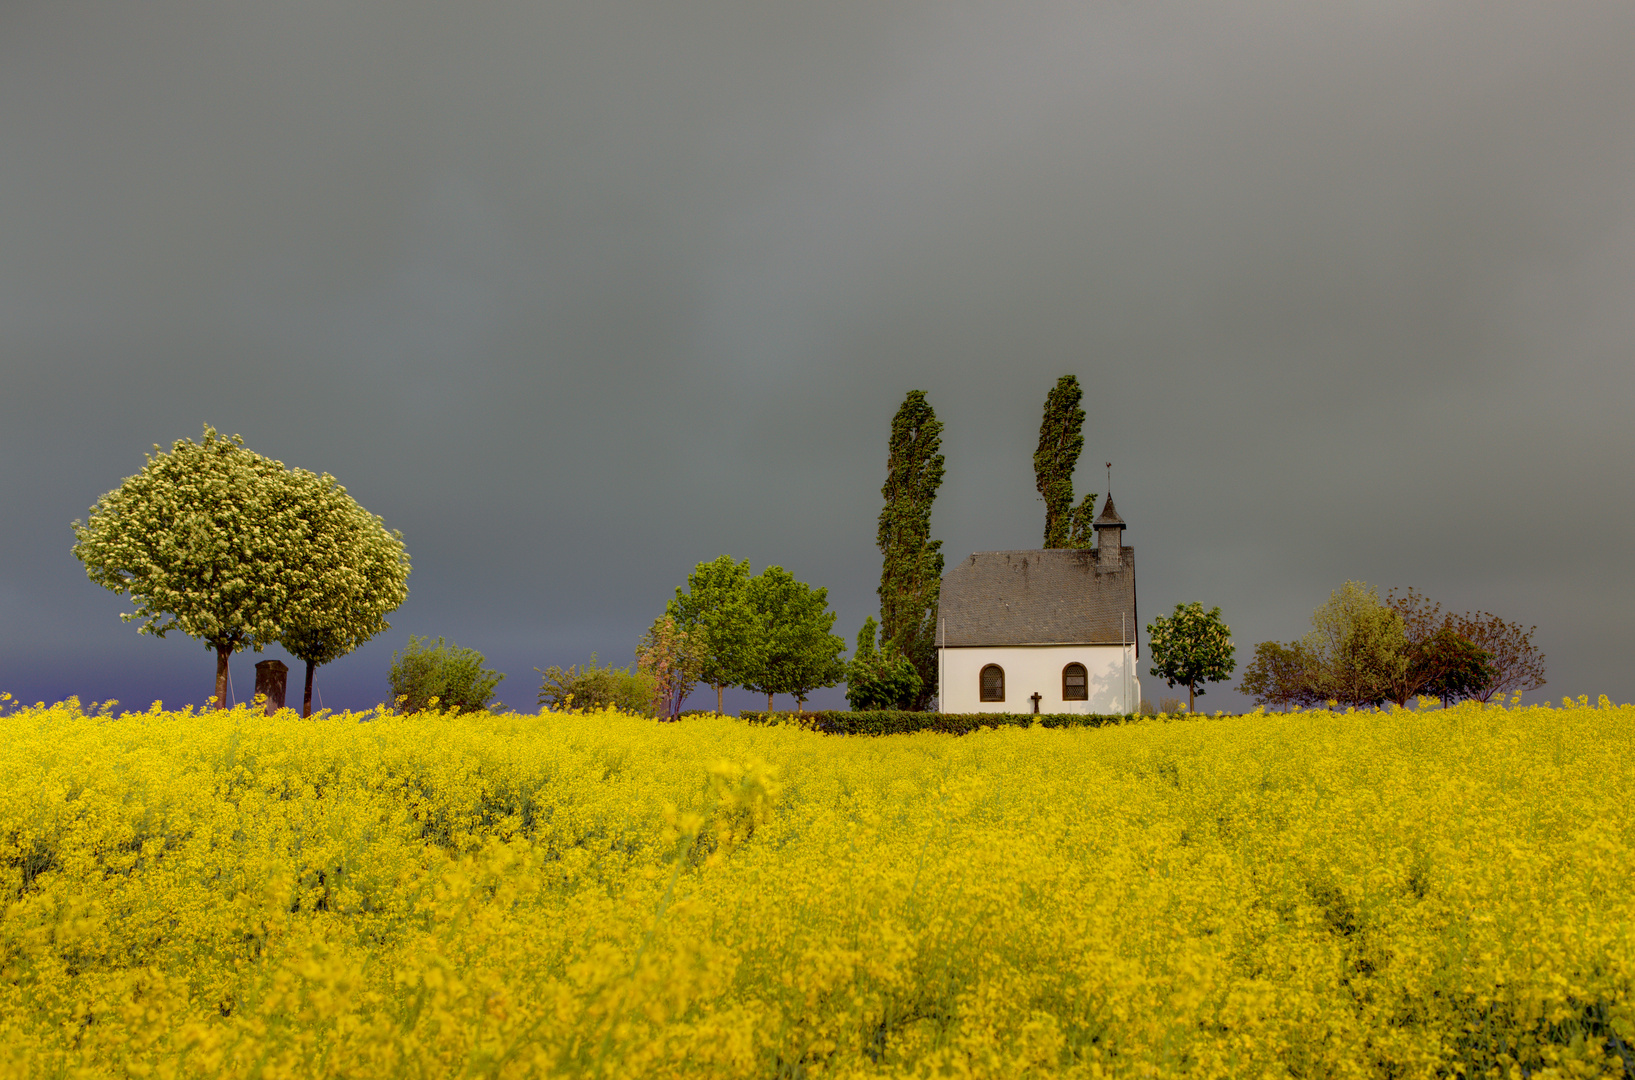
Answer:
3 2 1632 710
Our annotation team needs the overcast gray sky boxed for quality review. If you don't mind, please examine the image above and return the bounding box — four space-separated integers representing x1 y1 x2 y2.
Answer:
4 1 1632 713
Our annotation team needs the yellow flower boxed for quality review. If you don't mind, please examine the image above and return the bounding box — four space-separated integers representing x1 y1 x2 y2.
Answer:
0 698 1627 1078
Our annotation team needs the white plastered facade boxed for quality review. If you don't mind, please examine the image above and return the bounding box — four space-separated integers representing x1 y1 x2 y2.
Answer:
938 643 1141 714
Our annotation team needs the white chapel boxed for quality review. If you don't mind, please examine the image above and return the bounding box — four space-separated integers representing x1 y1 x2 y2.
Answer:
936 495 1140 714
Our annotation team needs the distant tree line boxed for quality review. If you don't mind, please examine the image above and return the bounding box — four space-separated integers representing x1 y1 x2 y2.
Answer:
1240 582 1544 709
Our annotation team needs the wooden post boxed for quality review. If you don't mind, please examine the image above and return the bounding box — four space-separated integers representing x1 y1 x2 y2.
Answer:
254 660 289 715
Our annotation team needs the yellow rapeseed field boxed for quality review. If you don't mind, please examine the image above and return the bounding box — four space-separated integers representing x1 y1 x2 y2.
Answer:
0 695 1630 1078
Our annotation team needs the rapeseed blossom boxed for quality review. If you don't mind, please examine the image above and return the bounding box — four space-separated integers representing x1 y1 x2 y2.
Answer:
0 698 1630 1077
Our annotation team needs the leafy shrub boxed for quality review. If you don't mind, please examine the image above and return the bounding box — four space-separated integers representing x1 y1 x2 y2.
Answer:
843 616 922 711
536 653 655 716
388 635 504 713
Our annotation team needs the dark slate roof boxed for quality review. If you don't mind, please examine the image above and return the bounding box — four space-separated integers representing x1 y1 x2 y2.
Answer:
938 547 1136 647
1094 493 1125 527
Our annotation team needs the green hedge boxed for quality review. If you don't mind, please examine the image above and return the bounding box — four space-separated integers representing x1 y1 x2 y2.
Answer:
736 710 1141 736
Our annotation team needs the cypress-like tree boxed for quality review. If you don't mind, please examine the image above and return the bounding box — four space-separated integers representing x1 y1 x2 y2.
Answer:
876 390 944 710
1034 375 1096 548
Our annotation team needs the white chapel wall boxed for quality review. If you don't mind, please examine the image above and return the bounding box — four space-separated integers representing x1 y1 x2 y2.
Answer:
938 645 1140 714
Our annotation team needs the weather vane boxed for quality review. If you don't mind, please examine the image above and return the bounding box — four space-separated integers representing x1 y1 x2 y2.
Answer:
1106 462 1112 491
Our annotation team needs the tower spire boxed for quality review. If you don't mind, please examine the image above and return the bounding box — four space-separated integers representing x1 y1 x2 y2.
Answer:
1094 475 1126 571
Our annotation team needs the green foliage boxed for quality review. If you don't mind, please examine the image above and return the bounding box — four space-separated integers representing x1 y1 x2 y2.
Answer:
665 555 757 713
1146 602 1237 713
843 617 923 711
1239 640 1326 709
388 636 504 714
1240 582 1494 710
535 654 655 716
71 426 335 709
742 566 846 710
1033 375 1097 550
1418 628 1497 705
70 425 410 713
637 615 703 721
875 390 945 709
1066 491 1099 549
738 710 1141 735
1304 581 1410 707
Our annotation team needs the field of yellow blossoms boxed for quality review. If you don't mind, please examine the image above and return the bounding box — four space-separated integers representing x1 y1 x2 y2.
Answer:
0 694 1630 1078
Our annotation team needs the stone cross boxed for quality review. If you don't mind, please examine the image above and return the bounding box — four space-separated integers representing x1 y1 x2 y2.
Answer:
1030 692 1042 715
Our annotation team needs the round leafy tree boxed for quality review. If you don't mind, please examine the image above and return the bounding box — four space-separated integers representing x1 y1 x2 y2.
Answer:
73 428 313 708
665 554 758 715
743 565 846 712
278 470 410 715
1146 602 1236 713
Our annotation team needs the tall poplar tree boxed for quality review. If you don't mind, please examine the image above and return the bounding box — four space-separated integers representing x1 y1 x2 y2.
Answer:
1034 375 1096 548
876 390 944 710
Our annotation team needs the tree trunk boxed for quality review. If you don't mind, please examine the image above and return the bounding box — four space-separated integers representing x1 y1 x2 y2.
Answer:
304 659 316 718
715 683 724 715
214 643 232 710
766 693 774 711
796 698 803 713
1187 682 1195 714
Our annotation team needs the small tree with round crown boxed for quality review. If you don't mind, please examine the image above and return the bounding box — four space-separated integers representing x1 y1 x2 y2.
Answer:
1147 602 1236 713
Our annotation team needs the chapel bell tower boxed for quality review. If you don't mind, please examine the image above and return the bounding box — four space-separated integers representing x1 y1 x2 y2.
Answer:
1094 493 1126 571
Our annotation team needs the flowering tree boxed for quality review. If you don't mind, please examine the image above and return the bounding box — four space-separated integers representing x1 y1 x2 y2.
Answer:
278 470 409 716
73 426 410 713
73 428 311 709
1146 602 1236 713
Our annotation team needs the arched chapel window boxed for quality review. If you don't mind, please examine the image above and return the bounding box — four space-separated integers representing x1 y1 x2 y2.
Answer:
1063 663 1088 701
980 664 1005 702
